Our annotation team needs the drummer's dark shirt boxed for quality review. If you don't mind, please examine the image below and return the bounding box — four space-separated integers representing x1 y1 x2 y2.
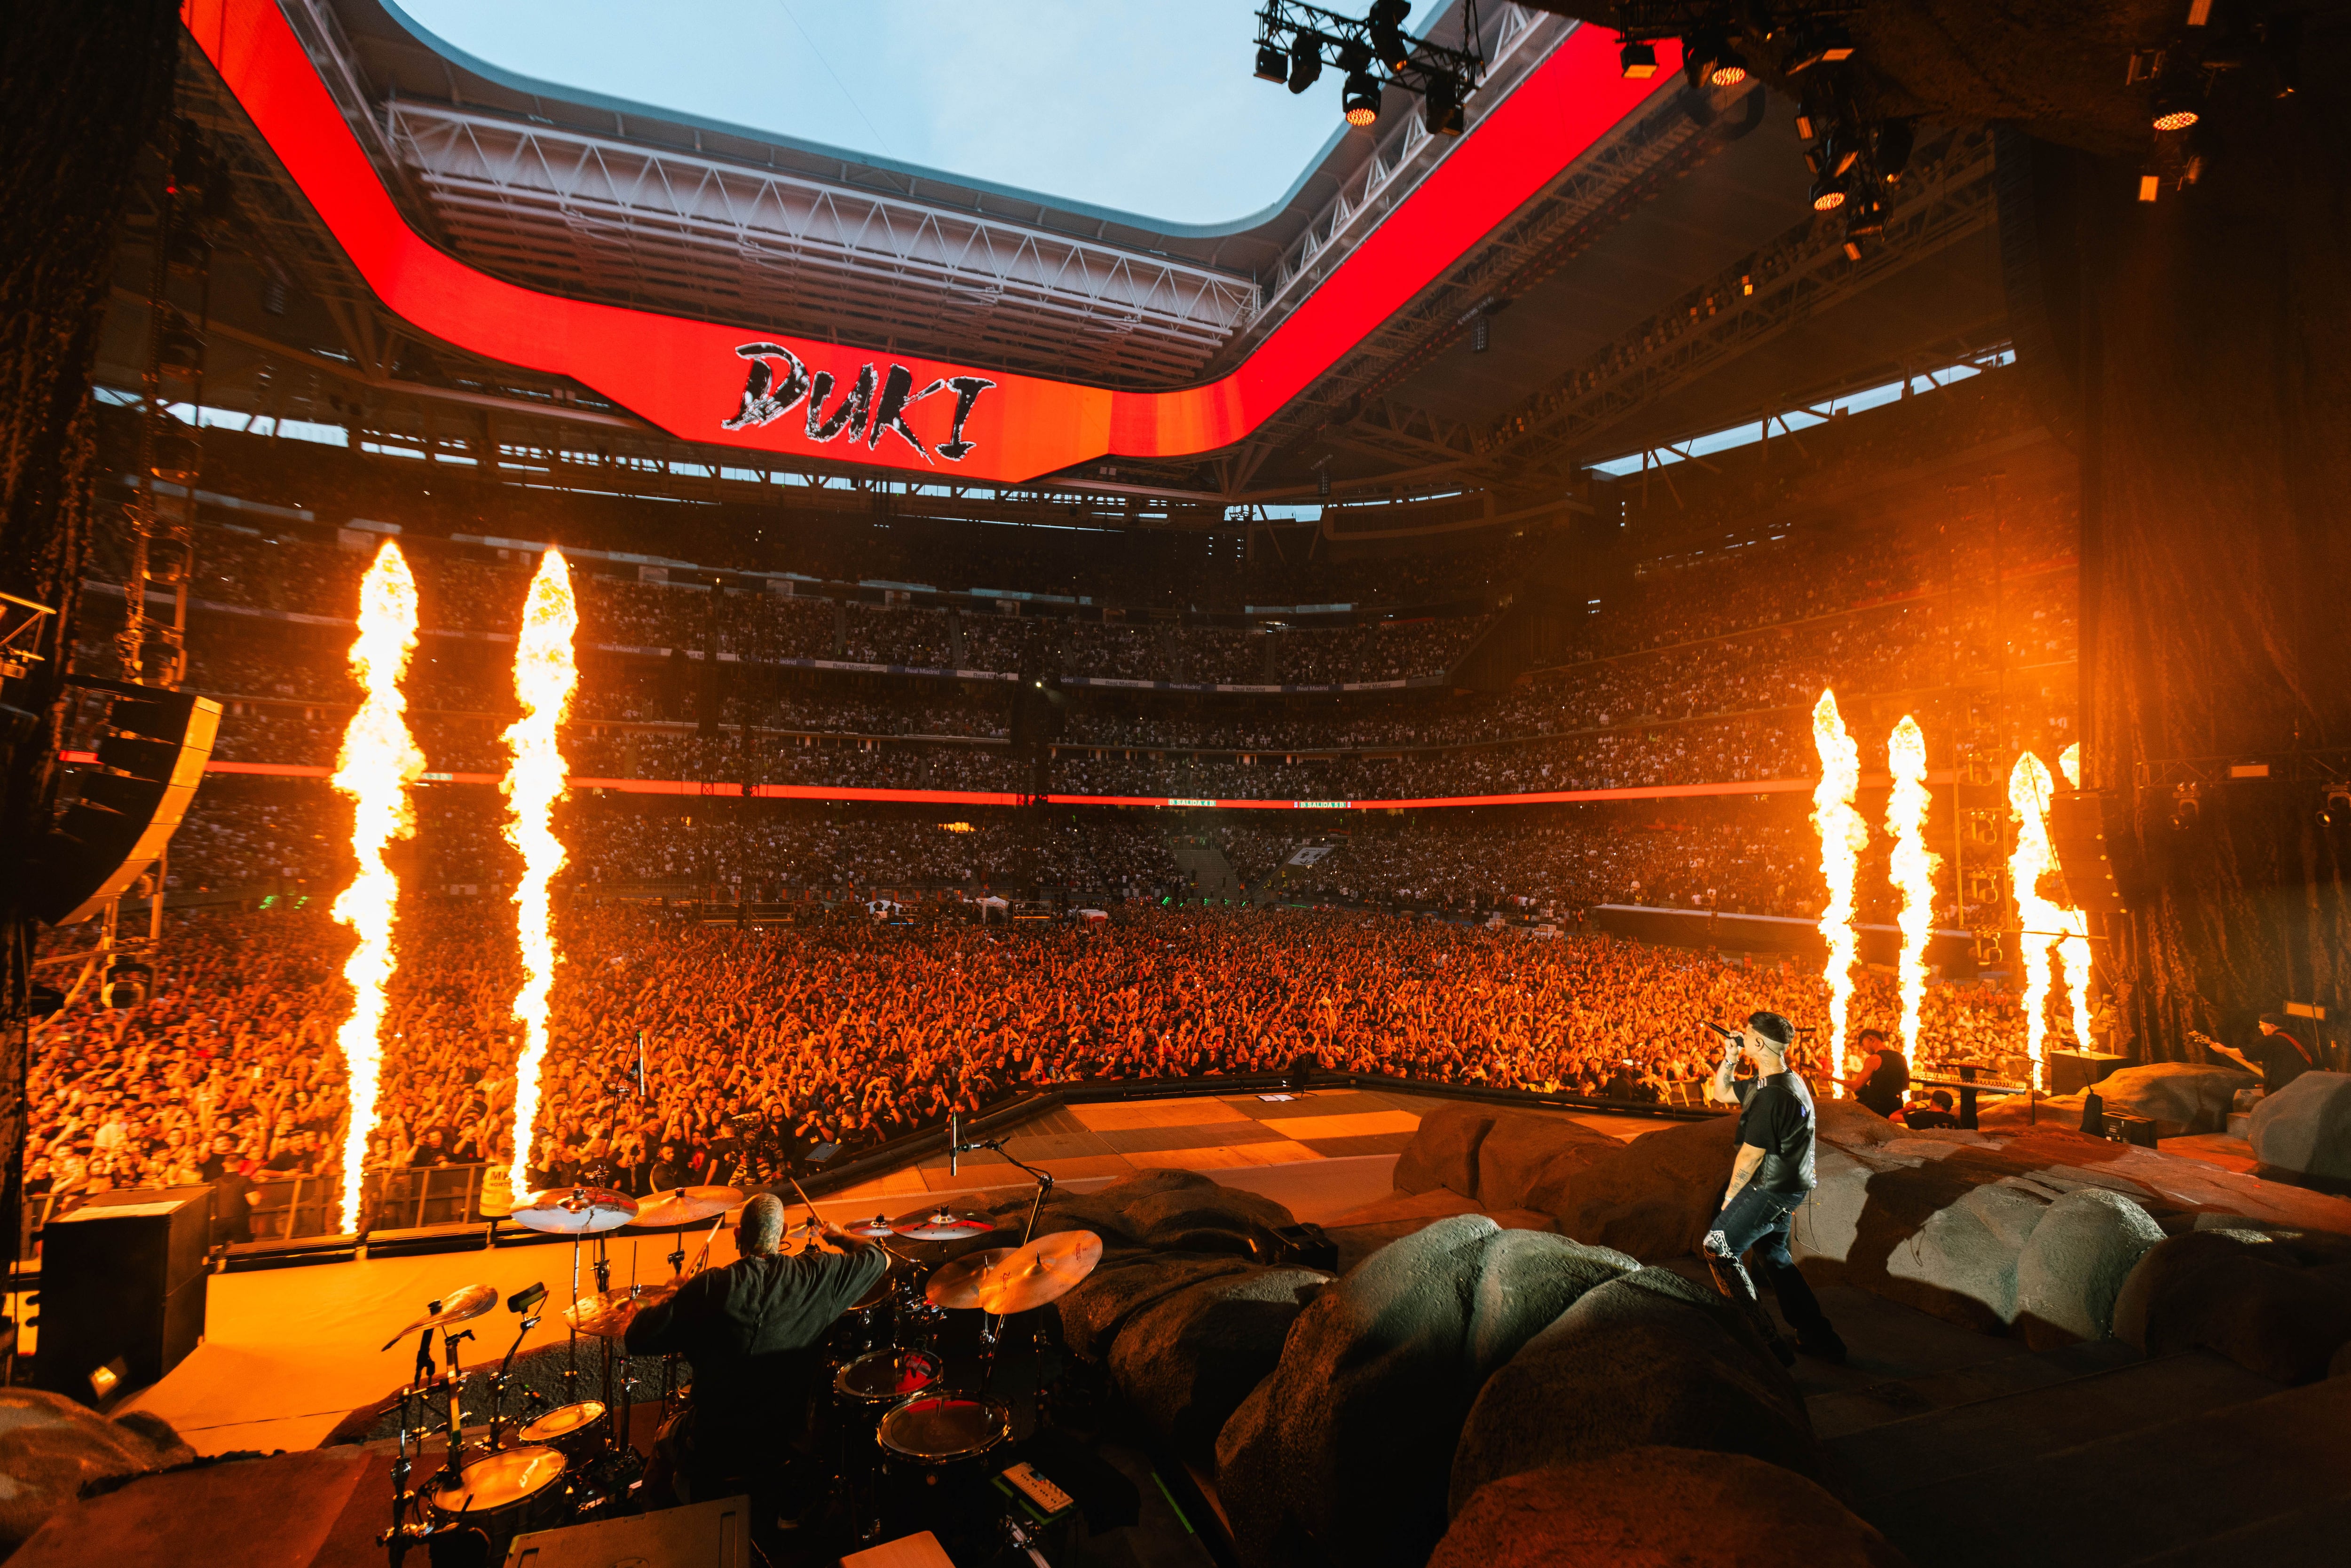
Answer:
624 1244 888 1456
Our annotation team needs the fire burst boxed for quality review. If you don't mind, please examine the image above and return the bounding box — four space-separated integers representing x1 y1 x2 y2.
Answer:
1885 716 1940 1061
2056 743 2095 1052
331 542 426 1232
503 549 579 1204
1810 689 1868 1095
2007 751 2067 1089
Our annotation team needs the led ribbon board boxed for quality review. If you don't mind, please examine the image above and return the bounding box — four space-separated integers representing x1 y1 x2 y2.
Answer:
181 0 1674 483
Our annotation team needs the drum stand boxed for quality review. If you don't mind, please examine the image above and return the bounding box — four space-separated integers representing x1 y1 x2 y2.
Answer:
485 1297 545 1452
961 1140 1057 1395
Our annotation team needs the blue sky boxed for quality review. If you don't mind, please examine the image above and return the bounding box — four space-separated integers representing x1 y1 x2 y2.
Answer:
398 0 1442 227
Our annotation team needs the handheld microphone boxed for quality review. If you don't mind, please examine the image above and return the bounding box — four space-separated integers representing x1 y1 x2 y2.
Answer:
948 1108 959 1176
1701 1021 1738 1040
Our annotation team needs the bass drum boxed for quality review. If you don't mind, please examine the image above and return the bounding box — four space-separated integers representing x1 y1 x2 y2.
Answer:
876 1396 1012 1552
425 1445 575 1568
516 1400 607 1464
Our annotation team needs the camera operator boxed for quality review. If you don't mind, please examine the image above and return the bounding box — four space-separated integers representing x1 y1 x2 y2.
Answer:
1701 1012 1846 1366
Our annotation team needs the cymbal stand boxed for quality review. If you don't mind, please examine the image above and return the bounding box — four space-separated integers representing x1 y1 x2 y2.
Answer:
435 1327 474 1489
959 1138 1055 1395
485 1301 543 1452
565 1233 584 1406
381 1323 438 1568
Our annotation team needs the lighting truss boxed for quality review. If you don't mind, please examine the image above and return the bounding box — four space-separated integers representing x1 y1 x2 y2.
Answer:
1253 1 1487 121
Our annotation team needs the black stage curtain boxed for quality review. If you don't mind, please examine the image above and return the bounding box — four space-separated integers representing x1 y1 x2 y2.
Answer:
0 0 184 1254
2020 18 2351 1058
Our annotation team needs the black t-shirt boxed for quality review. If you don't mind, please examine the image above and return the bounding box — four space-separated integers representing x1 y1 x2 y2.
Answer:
1855 1049 1910 1118
1732 1071 1818 1198
2257 1031 2318 1095
625 1245 889 1454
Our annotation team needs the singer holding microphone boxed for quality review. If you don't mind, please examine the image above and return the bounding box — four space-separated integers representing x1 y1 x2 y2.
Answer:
1698 1012 1846 1366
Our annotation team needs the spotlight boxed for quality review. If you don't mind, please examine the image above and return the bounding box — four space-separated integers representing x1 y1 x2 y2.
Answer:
100 956 152 1010
1708 48 1750 87
1871 119 1916 182
1369 0 1412 72
2151 95 2200 132
1618 38 1659 79
2170 782 2201 830
1255 42 1288 83
1785 25 1855 74
1287 37 1322 95
1424 71 1466 136
1342 71 1381 126
2322 789 2351 826
1809 172 1848 211
1844 187 1887 236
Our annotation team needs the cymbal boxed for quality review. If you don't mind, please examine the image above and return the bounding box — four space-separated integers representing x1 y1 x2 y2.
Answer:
924 1248 1014 1309
564 1277 683 1339
631 1186 744 1229
892 1206 996 1241
381 1283 500 1349
842 1214 900 1239
507 1187 641 1235
973 1230 1103 1316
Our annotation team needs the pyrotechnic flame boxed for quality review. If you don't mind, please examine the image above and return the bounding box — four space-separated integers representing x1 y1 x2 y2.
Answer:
503 549 579 1205
330 542 426 1233
1885 716 1941 1061
1811 689 1868 1095
2056 743 2095 1052
2007 751 2069 1089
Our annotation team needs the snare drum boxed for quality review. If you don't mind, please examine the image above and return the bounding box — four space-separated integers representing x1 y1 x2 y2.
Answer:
833 1347 941 1415
516 1400 606 1463
425 1445 574 1568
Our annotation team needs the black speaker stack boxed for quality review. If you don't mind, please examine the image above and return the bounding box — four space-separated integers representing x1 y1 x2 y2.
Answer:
33 678 220 926
34 1188 210 1404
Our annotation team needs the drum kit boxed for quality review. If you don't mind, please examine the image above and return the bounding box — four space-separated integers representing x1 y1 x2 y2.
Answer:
377 1182 1103 1566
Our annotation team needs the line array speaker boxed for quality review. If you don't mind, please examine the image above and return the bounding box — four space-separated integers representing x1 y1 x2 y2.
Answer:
2048 788 2135 914
35 680 219 926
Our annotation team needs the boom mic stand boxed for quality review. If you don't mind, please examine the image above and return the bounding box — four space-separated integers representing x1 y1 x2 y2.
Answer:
947 1110 1058 1391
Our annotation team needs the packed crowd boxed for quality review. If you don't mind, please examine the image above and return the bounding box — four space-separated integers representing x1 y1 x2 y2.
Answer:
29 900 2038 1216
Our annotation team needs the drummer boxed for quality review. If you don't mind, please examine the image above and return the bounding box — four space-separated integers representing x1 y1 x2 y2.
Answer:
623 1192 887 1522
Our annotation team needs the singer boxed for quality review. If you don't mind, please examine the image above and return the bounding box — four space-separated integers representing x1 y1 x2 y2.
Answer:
1698 1012 1846 1365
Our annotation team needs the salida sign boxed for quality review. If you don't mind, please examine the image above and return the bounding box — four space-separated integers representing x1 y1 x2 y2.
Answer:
721 343 996 465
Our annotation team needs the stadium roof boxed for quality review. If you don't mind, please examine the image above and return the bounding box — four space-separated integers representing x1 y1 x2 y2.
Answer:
139 0 2008 516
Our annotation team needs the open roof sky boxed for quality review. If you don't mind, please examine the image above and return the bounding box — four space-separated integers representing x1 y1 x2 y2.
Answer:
396 0 1444 229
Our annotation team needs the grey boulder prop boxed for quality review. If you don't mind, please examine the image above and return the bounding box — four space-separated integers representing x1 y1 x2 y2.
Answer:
0 1388 195 1554
2249 1071 2351 1180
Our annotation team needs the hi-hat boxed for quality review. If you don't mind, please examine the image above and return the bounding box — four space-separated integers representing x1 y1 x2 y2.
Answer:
564 1277 683 1339
842 1214 899 1238
381 1283 499 1348
891 1206 995 1241
923 1248 1014 1309
972 1230 1103 1315
507 1187 640 1235
631 1186 744 1229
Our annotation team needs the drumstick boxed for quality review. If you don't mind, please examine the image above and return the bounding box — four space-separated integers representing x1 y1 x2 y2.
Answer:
689 1213 723 1274
783 1173 825 1230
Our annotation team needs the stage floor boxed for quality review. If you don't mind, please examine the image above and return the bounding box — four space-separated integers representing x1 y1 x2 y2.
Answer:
117 1090 1676 1455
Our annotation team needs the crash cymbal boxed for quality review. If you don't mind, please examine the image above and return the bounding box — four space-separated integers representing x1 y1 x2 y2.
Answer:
630 1186 744 1229
924 1248 1014 1309
891 1206 996 1241
973 1229 1103 1316
843 1214 900 1239
564 1277 683 1339
381 1283 500 1349
507 1187 640 1235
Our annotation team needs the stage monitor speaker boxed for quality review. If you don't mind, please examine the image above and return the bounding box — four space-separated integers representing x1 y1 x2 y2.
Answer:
2048 789 2133 913
35 680 219 926
34 1189 210 1403
509 1493 750 1568
2050 1049 2128 1096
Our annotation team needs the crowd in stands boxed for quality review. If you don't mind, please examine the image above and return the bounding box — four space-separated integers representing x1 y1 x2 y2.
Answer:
29 899 2039 1213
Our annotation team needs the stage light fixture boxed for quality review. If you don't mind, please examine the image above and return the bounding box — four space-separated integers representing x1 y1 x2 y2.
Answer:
1810 173 1848 211
1425 72 1466 136
1618 38 1659 79
1255 42 1289 82
1871 119 1916 182
1342 71 1381 126
1708 48 1750 87
1786 25 1855 74
1287 37 1322 95
2152 97 2200 131
1369 0 1412 71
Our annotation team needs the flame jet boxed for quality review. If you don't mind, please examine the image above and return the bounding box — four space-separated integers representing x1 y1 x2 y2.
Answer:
503 549 580 1205
2008 751 2067 1089
2056 743 2096 1052
1885 716 1941 1060
330 542 426 1232
1811 689 1868 1094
